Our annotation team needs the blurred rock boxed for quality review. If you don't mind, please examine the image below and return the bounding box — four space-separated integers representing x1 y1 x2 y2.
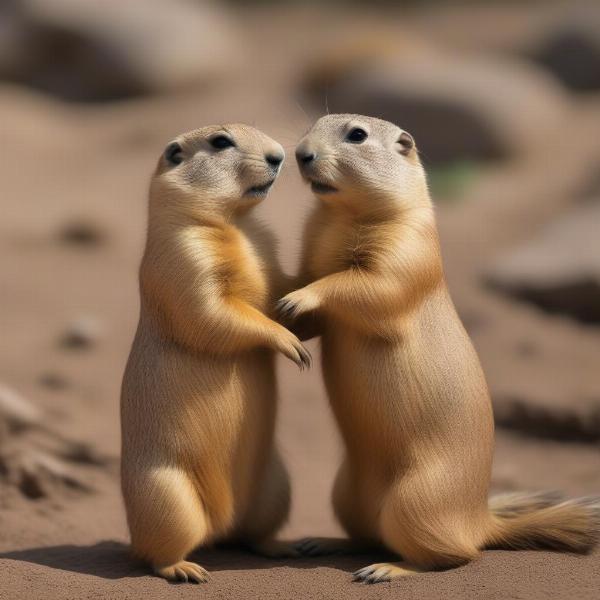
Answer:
494 392 600 443
472 296 600 443
58 219 106 247
302 31 433 102
577 166 600 200
60 316 103 350
301 50 567 164
37 372 68 391
6 449 91 499
492 430 600 496
0 383 104 500
0 0 239 102
486 200 600 323
530 8 600 92
59 441 111 467
0 384 41 434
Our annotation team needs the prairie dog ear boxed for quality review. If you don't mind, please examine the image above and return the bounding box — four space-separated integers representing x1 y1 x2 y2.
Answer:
397 131 414 156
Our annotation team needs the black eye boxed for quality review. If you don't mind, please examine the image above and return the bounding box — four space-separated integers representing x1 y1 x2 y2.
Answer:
346 127 368 143
397 132 414 156
164 142 183 165
210 135 235 150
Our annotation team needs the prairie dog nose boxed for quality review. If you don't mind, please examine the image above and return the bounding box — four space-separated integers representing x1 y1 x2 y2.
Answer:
265 153 284 168
296 148 316 165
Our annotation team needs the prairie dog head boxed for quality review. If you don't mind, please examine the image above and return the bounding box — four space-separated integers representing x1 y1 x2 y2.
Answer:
296 114 427 213
150 124 285 218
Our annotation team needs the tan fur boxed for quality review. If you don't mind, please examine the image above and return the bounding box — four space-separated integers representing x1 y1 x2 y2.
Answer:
284 114 599 582
121 124 310 583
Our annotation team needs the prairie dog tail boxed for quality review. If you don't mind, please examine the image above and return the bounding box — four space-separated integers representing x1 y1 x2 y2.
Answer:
486 492 600 553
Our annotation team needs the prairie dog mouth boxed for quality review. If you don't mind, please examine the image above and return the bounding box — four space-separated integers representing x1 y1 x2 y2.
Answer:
309 179 337 194
245 179 275 196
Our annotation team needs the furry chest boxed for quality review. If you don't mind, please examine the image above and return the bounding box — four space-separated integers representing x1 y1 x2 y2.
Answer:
310 231 359 279
217 234 270 308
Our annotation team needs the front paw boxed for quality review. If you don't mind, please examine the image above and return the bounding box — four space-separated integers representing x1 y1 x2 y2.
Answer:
276 288 320 320
276 330 312 371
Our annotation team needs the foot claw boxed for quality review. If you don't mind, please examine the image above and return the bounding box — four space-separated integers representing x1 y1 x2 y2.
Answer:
353 562 420 584
154 560 209 584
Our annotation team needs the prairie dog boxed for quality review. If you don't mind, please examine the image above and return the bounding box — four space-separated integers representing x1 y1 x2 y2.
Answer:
282 114 599 582
121 124 310 583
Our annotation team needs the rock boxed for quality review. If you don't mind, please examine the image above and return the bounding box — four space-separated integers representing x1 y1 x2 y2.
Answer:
0 383 106 500
492 430 600 496
486 200 600 324
530 7 600 92
471 296 600 443
301 50 567 164
493 393 600 443
0 384 41 433
479 198 600 440
60 316 103 350
37 372 68 391
7 449 91 499
576 165 600 200
0 0 239 102
58 219 106 247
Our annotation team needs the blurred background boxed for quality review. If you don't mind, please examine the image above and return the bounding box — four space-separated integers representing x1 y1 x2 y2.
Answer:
0 0 599 597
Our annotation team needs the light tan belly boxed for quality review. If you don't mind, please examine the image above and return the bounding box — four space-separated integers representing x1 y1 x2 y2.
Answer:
320 313 494 480
121 338 277 526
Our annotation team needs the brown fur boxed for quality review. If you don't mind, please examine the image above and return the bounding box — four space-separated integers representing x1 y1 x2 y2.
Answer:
121 124 310 583
284 114 599 582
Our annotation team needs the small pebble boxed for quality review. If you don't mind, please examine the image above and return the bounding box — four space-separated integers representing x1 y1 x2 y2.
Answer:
38 372 69 390
515 340 538 357
58 220 105 247
60 316 103 350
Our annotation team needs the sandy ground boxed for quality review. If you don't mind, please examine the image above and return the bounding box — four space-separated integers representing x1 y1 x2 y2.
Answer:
1 5 600 599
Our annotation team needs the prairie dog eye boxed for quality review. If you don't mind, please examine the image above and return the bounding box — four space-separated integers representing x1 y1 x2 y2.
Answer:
346 127 368 143
164 142 183 165
397 132 414 156
210 135 235 150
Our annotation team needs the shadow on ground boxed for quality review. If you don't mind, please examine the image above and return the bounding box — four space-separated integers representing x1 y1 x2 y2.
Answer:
0 539 392 580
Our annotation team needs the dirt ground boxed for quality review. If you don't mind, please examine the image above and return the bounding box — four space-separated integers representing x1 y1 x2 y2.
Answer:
1 3 599 599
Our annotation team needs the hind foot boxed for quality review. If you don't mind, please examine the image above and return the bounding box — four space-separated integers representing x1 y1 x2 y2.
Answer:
249 539 301 558
353 562 422 584
295 537 370 557
154 560 209 583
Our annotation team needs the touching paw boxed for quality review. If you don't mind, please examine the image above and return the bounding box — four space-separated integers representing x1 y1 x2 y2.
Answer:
275 329 312 370
276 288 320 320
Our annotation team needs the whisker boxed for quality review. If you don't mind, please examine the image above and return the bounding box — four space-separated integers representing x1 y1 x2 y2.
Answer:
293 97 311 126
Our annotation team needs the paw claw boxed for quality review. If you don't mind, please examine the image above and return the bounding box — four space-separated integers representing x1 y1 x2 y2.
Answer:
353 562 420 583
154 560 209 584
276 298 296 319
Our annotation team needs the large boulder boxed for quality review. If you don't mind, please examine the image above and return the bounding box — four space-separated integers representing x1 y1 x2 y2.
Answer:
0 0 239 102
301 48 567 164
470 299 600 443
529 6 600 92
486 200 600 324
492 429 600 496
